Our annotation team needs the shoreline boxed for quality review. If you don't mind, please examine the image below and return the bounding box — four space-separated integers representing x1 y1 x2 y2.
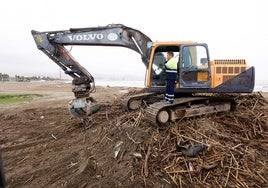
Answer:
0 81 267 99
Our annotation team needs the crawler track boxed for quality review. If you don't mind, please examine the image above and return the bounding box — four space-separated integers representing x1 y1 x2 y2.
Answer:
121 92 158 110
145 97 232 125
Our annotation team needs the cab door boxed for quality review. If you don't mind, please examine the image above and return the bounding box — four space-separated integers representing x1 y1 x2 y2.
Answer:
179 44 211 88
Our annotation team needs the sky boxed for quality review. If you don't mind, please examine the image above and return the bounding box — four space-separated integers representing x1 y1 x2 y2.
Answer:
0 0 267 81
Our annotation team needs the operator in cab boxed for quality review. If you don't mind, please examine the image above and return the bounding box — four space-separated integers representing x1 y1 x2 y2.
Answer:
163 51 177 104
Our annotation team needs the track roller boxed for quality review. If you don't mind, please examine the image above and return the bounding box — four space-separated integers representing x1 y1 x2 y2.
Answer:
157 109 170 124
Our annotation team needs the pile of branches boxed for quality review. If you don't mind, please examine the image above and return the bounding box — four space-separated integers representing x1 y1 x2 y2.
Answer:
118 93 268 187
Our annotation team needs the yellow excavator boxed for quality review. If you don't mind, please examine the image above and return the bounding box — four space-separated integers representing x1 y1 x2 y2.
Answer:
31 24 255 125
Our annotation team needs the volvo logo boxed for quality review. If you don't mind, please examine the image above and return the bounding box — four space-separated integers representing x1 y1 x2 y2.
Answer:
67 32 118 42
68 34 104 41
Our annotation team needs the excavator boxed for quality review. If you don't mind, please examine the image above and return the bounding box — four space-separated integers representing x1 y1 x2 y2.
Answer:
31 24 255 125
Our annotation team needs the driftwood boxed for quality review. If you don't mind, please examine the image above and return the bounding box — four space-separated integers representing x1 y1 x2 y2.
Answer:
114 92 268 187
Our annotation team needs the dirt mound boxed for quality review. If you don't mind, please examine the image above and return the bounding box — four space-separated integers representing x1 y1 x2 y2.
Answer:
1 86 267 187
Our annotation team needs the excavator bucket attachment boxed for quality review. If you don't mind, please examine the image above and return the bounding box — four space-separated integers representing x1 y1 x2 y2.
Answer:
68 97 100 118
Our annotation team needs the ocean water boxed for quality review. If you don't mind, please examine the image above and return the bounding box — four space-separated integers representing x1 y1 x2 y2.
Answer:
95 80 268 92
254 80 268 92
96 80 144 88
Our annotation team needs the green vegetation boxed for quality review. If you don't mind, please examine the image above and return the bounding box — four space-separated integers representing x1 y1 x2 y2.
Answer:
0 73 9 81
0 94 43 104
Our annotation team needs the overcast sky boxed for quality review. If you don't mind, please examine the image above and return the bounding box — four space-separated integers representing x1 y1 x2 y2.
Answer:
0 0 267 81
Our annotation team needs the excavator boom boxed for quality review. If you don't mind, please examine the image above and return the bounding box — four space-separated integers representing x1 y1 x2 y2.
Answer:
31 24 152 119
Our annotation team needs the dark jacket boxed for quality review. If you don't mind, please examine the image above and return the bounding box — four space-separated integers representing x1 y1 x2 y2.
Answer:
165 64 177 80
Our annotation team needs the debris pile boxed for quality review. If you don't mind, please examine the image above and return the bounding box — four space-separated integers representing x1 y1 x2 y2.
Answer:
114 93 268 187
1 90 267 187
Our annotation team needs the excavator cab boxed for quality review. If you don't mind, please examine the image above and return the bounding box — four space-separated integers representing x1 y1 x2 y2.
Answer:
147 42 211 93
148 42 180 88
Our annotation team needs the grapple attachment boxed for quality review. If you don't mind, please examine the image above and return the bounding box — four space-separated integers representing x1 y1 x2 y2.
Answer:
68 97 100 118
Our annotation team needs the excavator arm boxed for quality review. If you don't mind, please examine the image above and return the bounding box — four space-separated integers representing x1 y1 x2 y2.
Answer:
31 24 152 119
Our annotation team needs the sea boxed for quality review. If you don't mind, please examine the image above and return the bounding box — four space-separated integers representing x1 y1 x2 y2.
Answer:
254 80 268 92
95 80 268 92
